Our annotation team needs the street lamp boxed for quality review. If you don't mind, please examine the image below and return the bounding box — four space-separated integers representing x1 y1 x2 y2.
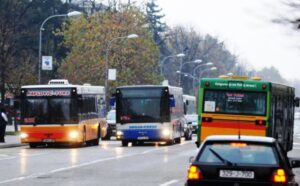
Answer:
193 67 217 95
160 53 185 77
192 62 213 77
105 34 139 109
177 59 202 86
38 11 82 84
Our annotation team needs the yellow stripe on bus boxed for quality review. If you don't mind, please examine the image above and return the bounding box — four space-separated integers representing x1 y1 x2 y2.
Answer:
200 126 266 142
201 113 267 121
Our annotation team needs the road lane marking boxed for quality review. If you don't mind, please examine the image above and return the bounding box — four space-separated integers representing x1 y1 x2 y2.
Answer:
0 141 194 185
293 143 300 146
159 179 179 186
0 143 180 184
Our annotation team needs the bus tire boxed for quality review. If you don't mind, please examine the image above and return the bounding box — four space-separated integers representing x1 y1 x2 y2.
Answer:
175 137 181 144
29 143 38 148
166 139 174 145
122 140 128 147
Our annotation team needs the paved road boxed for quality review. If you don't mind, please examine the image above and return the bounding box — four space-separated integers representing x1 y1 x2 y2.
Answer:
0 121 299 186
0 138 197 186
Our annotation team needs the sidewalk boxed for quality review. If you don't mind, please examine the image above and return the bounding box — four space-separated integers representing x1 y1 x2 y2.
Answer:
0 125 27 149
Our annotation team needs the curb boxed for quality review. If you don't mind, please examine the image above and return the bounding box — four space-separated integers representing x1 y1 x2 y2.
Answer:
0 143 28 149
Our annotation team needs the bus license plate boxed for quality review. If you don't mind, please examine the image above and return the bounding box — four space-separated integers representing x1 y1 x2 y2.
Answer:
219 170 254 179
42 139 55 143
137 136 149 140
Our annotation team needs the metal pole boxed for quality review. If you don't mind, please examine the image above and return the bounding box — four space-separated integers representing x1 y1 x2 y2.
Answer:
38 14 68 84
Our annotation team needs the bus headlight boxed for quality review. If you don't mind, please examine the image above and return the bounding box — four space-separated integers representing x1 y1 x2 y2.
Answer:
116 130 123 136
162 129 170 137
69 131 79 139
116 130 123 140
20 132 28 139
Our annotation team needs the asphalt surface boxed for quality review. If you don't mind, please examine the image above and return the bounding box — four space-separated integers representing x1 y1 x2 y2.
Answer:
0 121 299 186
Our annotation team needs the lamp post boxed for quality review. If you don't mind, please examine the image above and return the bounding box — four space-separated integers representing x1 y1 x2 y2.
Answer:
178 59 202 86
160 53 185 77
193 67 217 95
38 11 82 84
105 34 139 110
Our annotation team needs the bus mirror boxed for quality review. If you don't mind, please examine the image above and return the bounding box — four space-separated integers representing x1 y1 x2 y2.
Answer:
169 95 175 108
110 97 116 107
294 97 300 107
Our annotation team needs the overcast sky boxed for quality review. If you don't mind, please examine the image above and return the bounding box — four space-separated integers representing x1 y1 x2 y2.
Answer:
154 0 300 80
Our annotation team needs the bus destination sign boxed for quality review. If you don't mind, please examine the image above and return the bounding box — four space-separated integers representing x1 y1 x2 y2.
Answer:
214 81 258 89
26 90 71 97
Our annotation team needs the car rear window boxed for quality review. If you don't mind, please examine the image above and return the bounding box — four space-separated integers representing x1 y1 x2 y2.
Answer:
197 142 278 165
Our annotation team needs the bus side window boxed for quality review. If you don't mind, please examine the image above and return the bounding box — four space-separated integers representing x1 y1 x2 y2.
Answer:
294 97 300 107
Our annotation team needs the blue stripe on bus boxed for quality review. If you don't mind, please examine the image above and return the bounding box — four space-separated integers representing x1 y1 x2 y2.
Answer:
122 129 161 139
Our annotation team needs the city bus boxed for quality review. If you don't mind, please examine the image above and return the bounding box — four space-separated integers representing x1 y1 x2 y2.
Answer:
113 85 186 146
196 76 299 152
18 79 107 148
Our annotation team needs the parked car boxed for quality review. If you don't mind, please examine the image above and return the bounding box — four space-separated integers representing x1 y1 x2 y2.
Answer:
186 135 300 186
185 114 198 134
104 109 116 140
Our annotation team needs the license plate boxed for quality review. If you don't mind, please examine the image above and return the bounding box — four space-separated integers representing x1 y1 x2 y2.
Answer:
219 170 254 179
137 136 149 140
42 139 55 143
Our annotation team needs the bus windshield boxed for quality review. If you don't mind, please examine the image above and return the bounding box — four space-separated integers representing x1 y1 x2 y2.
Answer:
117 88 169 123
203 90 266 115
21 98 78 124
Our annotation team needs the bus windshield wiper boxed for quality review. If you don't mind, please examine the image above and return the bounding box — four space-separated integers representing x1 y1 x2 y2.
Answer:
209 148 235 166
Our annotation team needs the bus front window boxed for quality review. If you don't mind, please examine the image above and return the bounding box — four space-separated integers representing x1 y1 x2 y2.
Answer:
203 90 266 115
22 98 78 124
119 97 168 123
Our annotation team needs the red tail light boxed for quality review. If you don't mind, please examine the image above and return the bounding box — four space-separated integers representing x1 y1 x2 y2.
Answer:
202 117 212 122
187 165 203 180
255 120 266 126
272 169 286 183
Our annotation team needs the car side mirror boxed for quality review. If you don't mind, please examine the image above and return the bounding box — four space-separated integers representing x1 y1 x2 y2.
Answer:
189 156 195 163
289 158 300 168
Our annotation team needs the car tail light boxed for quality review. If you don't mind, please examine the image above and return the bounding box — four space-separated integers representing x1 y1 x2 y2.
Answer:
272 169 286 183
187 165 203 180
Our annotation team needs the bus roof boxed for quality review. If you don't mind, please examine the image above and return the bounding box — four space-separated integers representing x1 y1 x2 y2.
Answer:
200 78 271 91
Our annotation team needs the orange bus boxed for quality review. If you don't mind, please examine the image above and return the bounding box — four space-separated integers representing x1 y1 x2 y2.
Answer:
196 76 299 152
18 79 107 148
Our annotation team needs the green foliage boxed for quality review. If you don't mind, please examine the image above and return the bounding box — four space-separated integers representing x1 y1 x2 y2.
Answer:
58 5 161 95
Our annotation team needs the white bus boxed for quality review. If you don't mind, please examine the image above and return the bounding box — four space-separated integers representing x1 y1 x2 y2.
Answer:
113 85 186 146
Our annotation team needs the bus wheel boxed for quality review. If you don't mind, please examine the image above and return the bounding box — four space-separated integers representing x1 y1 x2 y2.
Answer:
29 143 38 148
175 137 181 144
122 140 128 147
166 139 174 145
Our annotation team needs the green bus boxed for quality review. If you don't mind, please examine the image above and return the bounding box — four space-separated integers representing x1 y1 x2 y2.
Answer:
197 76 299 152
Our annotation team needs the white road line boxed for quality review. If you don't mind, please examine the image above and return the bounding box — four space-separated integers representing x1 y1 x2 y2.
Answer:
0 144 177 185
293 143 300 146
159 179 179 186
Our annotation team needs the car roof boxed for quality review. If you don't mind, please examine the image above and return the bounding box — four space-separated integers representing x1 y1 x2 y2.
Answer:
204 135 276 144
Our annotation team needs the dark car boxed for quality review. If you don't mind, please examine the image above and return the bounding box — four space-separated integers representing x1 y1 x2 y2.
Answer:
186 135 300 186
